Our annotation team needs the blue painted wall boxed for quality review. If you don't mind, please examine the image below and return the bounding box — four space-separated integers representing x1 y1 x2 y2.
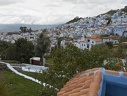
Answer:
98 68 127 96
105 82 127 96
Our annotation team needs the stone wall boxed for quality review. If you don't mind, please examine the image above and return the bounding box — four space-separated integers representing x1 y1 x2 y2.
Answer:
0 63 7 69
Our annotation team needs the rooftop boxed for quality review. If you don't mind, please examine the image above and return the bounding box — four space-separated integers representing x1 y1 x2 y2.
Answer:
57 68 127 96
91 37 102 42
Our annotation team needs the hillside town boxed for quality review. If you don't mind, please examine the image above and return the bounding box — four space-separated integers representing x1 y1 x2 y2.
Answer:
1 3 127 96
1 6 127 50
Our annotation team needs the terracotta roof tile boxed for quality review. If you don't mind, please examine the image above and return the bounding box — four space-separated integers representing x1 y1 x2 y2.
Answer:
57 68 126 96
91 38 102 42
80 88 89 94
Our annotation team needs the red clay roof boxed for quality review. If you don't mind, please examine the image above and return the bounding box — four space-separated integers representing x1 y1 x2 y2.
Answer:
57 68 127 96
91 38 102 42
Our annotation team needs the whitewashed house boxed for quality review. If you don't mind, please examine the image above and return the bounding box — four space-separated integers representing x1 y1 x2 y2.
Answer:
122 31 127 37
102 36 119 44
73 37 102 50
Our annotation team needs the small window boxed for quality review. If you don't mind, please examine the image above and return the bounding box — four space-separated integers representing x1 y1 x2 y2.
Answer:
87 45 89 48
87 39 90 42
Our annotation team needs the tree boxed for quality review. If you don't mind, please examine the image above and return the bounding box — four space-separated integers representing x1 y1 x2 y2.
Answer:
15 38 34 63
27 27 32 32
66 16 83 24
20 26 27 33
118 37 127 43
35 33 51 66
5 44 16 60
80 45 111 69
0 40 12 60
106 17 112 25
38 44 122 96
111 43 126 58
105 42 113 49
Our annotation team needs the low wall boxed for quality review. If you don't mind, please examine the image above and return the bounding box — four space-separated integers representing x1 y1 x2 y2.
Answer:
0 63 7 69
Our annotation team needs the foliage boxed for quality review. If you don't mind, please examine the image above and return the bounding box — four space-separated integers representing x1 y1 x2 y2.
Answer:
105 42 113 49
14 38 34 63
57 37 63 48
20 26 27 33
5 44 17 60
84 45 110 68
20 26 33 33
66 16 83 24
122 6 127 13
52 45 83 75
0 40 14 60
118 37 127 43
0 39 34 63
35 33 51 65
104 58 123 71
17 43 126 96
105 10 117 16
106 17 112 25
100 34 109 38
111 44 126 58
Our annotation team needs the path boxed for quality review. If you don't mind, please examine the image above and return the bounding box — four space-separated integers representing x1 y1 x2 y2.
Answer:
0 62 58 90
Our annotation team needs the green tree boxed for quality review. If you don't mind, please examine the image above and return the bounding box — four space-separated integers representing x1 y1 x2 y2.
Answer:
57 37 63 48
111 43 126 58
106 17 112 25
0 40 12 60
104 58 123 71
35 33 51 66
118 37 127 43
105 42 113 49
83 45 110 69
5 44 16 60
15 38 34 63
38 44 118 96
20 26 27 33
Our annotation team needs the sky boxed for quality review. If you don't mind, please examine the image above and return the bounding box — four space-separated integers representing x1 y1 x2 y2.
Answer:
0 0 127 25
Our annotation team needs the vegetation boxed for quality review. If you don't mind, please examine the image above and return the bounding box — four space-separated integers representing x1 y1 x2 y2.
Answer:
105 10 117 16
20 26 27 33
34 43 126 95
118 37 127 43
15 38 34 63
0 69 42 96
106 17 112 25
122 6 127 13
35 33 51 66
66 16 83 24
0 38 34 63
20 26 32 33
1 34 127 96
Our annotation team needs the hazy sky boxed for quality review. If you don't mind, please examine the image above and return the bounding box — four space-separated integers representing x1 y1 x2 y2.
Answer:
0 0 127 24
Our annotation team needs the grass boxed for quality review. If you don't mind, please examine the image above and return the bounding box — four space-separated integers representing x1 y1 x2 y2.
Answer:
21 71 42 80
0 60 18 64
0 69 43 96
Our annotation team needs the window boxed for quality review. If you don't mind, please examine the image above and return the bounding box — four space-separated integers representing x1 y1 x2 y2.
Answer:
87 39 90 42
87 45 89 48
